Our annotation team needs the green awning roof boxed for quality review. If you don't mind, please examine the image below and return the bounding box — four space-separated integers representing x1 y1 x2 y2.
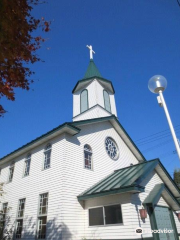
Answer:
78 160 159 201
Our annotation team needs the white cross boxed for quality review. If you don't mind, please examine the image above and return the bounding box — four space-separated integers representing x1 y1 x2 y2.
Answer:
86 45 95 59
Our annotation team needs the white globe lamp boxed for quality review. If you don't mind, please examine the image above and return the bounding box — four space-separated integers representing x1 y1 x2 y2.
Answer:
148 75 167 93
148 75 180 160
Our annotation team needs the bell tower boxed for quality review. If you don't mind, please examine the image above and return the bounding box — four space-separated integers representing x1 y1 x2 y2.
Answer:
72 46 117 122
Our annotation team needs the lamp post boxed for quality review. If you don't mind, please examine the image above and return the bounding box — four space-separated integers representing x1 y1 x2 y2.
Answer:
148 75 180 160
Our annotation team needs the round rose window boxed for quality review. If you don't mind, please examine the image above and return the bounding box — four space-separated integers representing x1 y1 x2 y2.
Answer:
105 137 119 160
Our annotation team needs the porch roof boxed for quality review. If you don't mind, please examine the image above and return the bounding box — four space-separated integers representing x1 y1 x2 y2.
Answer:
77 159 180 202
77 160 158 201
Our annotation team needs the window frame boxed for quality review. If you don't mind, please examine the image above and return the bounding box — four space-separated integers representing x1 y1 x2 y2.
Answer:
104 136 119 160
103 90 111 113
8 162 15 183
23 154 31 177
88 204 123 227
15 198 26 239
0 202 8 235
15 219 23 239
37 192 48 239
84 144 93 170
80 89 89 113
43 144 52 170
37 216 47 239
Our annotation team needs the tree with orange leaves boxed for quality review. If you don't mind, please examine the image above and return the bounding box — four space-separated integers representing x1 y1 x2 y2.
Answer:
0 0 50 116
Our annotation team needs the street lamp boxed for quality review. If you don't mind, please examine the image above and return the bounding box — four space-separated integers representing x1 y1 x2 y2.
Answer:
148 75 180 160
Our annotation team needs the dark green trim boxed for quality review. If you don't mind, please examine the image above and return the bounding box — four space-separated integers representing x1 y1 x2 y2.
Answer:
147 204 160 240
148 205 179 240
112 117 146 161
72 115 115 126
143 182 180 210
73 104 112 119
72 76 115 94
80 89 89 113
169 209 179 240
135 161 159 184
0 123 81 162
143 184 164 206
156 160 180 198
71 115 146 161
77 185 144 201
164 185 180 208
103 90 111 113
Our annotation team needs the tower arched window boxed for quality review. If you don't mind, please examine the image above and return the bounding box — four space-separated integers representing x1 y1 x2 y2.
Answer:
84 144 92 170
103 90 111 113
80 89 88 113
44 143 51 170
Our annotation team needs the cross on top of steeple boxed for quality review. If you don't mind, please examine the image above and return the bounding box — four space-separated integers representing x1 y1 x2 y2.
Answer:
86 45 95 59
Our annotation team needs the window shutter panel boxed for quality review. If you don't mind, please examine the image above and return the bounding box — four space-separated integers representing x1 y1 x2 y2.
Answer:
104 90 111 112
81 90 88 113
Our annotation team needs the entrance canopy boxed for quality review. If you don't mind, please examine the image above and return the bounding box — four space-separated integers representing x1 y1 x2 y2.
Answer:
143 183 180 211
78 159 180 207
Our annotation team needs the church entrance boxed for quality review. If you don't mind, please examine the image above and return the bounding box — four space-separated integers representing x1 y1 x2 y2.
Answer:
153 206 177 240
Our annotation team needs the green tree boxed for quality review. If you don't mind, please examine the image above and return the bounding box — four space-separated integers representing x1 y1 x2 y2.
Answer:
174 168 180 188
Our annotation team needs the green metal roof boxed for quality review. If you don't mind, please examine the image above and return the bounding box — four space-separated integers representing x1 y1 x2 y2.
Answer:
72 60 115 94
72 76 115 94
83 59 102 79
78 160 160 201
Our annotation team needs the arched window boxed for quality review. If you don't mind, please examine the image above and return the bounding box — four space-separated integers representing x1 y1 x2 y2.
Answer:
103 90 111 112
84 144 92 170
44 143 51 170
80 89 88 113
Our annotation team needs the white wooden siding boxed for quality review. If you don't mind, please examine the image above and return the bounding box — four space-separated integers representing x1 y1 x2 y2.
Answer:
73 105 111 121
0 119 179 240
59 121 139 239
82 170 180 239
0 134 66 240
84 193 134 239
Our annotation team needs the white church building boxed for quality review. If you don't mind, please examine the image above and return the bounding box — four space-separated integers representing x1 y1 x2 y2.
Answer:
0 46 180 240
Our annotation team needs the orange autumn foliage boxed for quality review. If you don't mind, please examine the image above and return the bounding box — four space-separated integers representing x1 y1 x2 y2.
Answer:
0 0 50 116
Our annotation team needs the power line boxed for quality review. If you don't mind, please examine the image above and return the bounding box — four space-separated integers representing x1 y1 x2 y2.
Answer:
141 139 172 153
135 125 180 143
136 130 180 146
177 0 180 8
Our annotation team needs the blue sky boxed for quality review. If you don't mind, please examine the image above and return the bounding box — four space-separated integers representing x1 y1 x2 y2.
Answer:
1 0 180 176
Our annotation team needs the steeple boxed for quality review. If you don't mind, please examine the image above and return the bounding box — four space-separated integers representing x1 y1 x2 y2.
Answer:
83 59 102 79
72 46 117 121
